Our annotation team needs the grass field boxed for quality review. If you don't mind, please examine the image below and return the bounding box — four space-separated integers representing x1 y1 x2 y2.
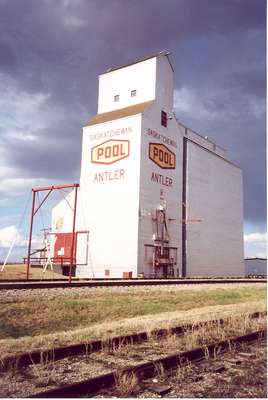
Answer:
0 283 266 357
1 286 266 339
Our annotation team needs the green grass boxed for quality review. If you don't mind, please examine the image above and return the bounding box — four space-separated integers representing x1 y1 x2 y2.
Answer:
0 286 266 339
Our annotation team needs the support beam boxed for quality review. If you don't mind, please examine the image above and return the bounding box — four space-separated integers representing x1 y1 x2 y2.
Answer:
32 183 79 192
69 185 78 283
25 183 79 281
26 190 36 280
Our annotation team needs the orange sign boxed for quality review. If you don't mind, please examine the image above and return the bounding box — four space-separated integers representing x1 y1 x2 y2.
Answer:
91 140 130 165
149 143 176 169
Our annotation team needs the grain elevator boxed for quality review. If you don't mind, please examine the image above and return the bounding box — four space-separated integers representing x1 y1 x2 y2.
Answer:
50 52 244 278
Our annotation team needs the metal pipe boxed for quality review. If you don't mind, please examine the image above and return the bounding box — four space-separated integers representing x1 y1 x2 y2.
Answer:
26 190 36 280
69 185 78 283
32 183 79 192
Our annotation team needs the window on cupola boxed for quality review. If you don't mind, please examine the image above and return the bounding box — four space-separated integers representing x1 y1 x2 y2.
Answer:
161 110 167 127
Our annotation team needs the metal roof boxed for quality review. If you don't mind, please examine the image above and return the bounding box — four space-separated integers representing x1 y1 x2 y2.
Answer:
85 101 154 126
102 51 173 74
175 116 226 152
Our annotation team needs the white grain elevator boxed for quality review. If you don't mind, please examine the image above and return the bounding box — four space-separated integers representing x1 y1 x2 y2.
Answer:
51 52 244 278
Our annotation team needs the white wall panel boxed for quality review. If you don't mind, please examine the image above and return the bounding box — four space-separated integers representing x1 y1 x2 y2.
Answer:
155 56 174 111
98 58 156 113
138 104 184 276
51 191 75 233
79 115 141 278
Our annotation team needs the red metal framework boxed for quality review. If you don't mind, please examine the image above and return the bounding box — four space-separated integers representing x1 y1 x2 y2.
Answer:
145 244 177 278
26 183 79 283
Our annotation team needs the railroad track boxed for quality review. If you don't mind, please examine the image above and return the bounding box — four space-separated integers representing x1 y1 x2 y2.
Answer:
1 312 266 398
0 277 266 290
1 311 265 371
29 329 266 398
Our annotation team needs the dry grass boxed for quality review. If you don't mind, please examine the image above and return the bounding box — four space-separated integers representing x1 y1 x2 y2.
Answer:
153 361 165 378
0 299 266 359
0 264 67 280
178 314 266 351
114 371 139 397
102 313 267 361
176 360 193 381
28 352 57 387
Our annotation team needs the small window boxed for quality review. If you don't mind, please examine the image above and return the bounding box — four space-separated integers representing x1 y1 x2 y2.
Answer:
114 95 119 102
105 269 110 276
131 90 137 97
161 110 167 127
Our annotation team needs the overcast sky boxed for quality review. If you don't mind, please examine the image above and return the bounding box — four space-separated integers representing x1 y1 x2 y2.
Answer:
0 0 266 260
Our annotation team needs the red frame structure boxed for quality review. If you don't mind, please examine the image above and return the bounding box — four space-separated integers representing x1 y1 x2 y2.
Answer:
26 183 79 283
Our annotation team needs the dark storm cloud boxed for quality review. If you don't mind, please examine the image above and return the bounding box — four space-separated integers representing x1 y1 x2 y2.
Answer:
0 0 266 226
5 124 82 181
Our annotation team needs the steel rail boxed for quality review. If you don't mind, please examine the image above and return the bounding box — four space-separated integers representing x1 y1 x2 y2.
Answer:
29 329 266 398
0 278 266 290
2 311 265 372
0 279 79 283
